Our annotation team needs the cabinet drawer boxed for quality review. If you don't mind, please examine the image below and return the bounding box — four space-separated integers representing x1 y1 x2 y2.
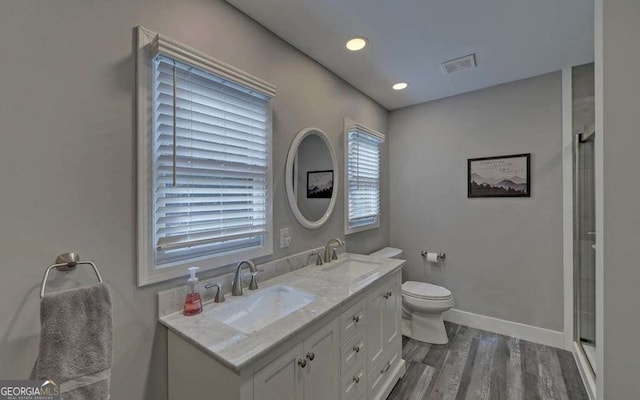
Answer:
341 361 366 400
367 340 402 400
340 298 366 343
340 329 366 373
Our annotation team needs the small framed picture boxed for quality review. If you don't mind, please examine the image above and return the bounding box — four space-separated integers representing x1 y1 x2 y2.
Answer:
307 170 334 198
468 153 531 198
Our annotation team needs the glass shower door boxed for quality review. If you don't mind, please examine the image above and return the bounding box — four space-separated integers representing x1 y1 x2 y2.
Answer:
574 129 596 374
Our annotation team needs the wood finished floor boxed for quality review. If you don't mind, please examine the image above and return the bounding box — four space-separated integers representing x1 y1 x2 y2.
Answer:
387 322 589 400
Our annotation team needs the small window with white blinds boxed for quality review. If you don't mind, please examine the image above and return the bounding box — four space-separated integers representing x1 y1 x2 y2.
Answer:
136 27 276 285
345 121 385 234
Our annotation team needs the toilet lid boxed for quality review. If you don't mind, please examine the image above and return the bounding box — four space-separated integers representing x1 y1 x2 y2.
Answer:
369 247 403 258
402 281 452 300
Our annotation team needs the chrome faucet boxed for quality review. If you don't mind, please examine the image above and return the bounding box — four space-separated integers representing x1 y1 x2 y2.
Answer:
232 260 258 296
308 251 323 266
204 283 226 303
324 238 345 263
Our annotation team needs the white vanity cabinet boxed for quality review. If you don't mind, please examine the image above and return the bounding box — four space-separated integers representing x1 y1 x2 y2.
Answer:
167 270 404 400
254 317 339 400
303 318 341 400
253 342 304 400
365 277 402 400
366 278 401 367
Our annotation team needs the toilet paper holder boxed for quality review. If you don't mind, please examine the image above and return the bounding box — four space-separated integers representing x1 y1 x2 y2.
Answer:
420 251 446 260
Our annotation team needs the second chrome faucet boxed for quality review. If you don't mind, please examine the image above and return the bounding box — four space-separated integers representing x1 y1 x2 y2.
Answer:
232 260 258 296
324 238 345 263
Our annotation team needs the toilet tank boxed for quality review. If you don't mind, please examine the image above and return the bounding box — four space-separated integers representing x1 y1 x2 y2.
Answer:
369 247 403 259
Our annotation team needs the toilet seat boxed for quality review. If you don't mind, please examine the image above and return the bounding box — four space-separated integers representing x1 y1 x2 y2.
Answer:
402 281 452 300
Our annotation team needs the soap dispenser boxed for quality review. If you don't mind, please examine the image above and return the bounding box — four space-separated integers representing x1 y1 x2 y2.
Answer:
183 267 203 316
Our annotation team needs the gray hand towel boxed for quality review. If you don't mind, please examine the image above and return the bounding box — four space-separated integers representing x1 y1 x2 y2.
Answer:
32 283 113 400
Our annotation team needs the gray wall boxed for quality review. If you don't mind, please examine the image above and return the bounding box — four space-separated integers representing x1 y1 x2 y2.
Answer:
0 1 389 399
389 72 564 331
598 0 640 397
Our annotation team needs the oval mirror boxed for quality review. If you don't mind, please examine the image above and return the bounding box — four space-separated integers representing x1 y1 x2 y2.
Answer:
285 127 338 229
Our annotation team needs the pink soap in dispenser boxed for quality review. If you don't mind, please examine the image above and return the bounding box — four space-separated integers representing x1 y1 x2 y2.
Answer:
183 267 203 316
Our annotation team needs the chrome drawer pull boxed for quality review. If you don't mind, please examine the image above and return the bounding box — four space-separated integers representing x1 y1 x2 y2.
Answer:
353 375 360 384
306 352 315 361
352 314 361 323
383 291 392 299
298 359 307 368
353 345 361 353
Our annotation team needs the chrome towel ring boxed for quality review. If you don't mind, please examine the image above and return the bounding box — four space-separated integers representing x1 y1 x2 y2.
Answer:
40 252 103 298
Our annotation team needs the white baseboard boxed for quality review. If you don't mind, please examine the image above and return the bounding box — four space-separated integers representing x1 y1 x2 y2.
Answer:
443 308 565 349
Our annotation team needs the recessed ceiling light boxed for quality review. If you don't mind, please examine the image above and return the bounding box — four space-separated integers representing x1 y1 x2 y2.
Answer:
392 82 408 90
346 37 368 51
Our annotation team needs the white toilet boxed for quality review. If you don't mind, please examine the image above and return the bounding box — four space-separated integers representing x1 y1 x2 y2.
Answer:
369 247 454 345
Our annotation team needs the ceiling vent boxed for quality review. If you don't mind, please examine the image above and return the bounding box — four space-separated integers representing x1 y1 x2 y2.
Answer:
441 54 477 74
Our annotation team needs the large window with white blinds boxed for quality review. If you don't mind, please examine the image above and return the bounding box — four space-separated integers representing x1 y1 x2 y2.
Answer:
136 27 275 285
345 121 385 234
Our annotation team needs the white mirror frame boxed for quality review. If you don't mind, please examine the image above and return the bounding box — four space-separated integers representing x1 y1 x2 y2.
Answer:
285 127 339 229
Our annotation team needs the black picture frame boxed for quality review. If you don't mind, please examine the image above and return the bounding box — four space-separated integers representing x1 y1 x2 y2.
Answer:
468 153 531 198
307 170 334 198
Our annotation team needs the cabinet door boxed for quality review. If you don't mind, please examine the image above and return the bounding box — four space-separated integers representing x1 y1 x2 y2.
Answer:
382 279 400 348
254 342 304 400
303 317 340 400
366 284 386 370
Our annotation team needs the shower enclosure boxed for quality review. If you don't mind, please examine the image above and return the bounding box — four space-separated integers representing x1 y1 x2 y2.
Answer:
572 63 596 375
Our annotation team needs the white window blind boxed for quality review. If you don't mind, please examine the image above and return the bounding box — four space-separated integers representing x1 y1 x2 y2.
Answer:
346 124 384 233
152 55 271 266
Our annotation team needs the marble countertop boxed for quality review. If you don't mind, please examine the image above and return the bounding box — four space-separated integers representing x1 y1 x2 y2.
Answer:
159 253 405 372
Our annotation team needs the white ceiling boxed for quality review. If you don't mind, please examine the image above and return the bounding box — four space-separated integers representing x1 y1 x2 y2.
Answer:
226 0 594 110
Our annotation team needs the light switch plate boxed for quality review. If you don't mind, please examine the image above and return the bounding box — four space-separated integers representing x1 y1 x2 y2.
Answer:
280 227 291 248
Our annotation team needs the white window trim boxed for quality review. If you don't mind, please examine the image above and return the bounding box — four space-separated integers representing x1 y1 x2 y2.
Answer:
136 26 274 286
344 118 385 235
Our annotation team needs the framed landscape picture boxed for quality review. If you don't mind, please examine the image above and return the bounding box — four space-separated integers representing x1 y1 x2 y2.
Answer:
307 170 334 198
468 153 530 198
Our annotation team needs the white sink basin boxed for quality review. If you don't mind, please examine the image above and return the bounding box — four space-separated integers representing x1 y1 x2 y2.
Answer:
210 285 317 334
308 256 385 289
321 258 381 278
